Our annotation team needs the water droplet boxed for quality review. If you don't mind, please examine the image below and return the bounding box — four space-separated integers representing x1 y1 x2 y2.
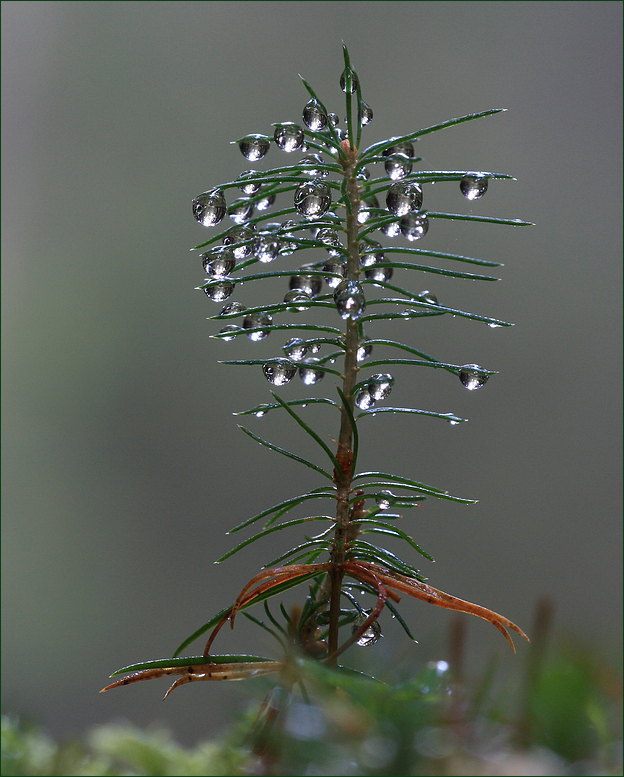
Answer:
357 342 373 362
352 614 382 646
274 122 305 153
376 490 396 510
429 660 449 677
355 387 376 410
386 181 423 216
219 324 241 341
289 273 322 297
340 69 358 93
360 102 373 126
380 220 401 237
299 155 329 179
238 134 270 161
243 312 273 341
460 173 488 200
263 358 297 386
294 180 332 218
357 196 379 224
192 189 226 227
316 228 343 258
488 322 502 329
237 170 262 195
322 259 346 288
365 265 393 284
368 373 394 400
383 139 415 158
202 247 236 278
418 290 438 305
400 210 429 241
327 113 339 127
316 227 341 248
357 167 371 182
303 99 328 131
223 224 256 259
254 404 271 418
284 289 311 312
219 301 246 316
448 419 460 426
385 153 413 180
308 343 321 354
253 234 281 263
359 240 384 267
283 337 308 361
458 364 489 390
334 280 366 320
204 282 234 301
229 198 254 224
299 359 324 385
255 192 276 211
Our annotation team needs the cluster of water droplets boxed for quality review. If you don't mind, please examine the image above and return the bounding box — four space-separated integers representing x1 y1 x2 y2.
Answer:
355 373 394 410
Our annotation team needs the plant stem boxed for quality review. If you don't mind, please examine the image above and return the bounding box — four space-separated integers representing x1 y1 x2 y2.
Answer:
326 145 362 663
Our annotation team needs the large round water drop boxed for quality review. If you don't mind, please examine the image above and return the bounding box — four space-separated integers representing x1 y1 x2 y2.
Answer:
202 247 236 279
237 171 262 195
284 289 311 312
385 153 412 180
262 358 297 386
334 280 366 320
274 123 305 153
460 174 488 200
383 139 414 158
368 373 394 400
203 282 234 302
229 199 254 224
340 69 358 93
192 189 226 227
303 99 328 131
299 359 324 385
294 180 332 218
355 387 376 410
459 364 489 390
223 224 256 259
360 102 373 126
243 312 273 341
283 337 308 361
289 273 322 297
400 211 429 241
386 182 423 217
238 135 270 161
219 324 241 341
219 301 246 317
253 234 281 263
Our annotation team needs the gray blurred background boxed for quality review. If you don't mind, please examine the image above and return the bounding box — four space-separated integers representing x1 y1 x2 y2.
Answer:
2 0 622 746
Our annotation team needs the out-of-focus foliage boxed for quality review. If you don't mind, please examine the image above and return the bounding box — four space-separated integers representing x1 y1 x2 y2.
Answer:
4 628 621 776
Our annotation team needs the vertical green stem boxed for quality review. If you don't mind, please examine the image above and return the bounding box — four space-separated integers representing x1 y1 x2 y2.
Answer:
326 144 362 662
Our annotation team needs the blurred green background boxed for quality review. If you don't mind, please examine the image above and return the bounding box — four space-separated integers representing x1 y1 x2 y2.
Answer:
2 0 621 748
